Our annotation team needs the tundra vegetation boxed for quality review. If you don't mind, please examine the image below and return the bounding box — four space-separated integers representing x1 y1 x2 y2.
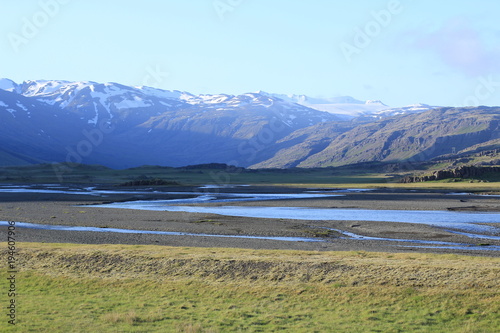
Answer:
1 243 498 332
2 162 500 189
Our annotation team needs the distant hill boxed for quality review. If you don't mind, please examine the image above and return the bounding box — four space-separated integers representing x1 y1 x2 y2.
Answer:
253 107 500 168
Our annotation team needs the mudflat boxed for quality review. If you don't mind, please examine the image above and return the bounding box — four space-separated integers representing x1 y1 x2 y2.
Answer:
1 185 499 256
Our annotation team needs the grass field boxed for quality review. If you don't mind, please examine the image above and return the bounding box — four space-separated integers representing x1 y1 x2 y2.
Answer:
0 163 392 185
276 181 500 191
2 243 499 332
2 163 500 191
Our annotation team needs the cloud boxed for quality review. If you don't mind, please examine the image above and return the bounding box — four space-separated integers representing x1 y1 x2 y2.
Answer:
415 18 500 77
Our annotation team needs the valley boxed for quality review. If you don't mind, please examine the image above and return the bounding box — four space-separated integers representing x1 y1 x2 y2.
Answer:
1 79 500 333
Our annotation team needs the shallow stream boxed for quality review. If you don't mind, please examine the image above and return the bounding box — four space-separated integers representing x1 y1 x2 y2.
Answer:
2 184 500 251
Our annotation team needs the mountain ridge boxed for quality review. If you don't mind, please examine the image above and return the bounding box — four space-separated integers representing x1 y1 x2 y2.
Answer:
0 79 339 168
1 78 498 170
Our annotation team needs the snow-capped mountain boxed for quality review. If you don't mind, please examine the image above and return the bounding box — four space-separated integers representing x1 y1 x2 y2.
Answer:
258 90 436 119
2 78 497 171
0 79 341 168
10 80 190 126
5 80 338 127
307 100 390 119
258 91 365 106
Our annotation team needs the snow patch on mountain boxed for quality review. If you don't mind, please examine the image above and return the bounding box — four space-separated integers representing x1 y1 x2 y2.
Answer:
22 80 91 99
365 100 387 106
258 91 365 106
311 102 386 116
88 102 100 125
372 103 437 118
135 86 189 100
16 102 28 111
115 96 152 109
20 80 94 108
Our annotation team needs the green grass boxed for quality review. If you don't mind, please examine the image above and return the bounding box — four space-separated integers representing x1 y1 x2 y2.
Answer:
2 162 500 193
2 163 500 191
9 273 499 332
273 181 500 191
2 243 499 332
0 163 394 185
452 124 489 135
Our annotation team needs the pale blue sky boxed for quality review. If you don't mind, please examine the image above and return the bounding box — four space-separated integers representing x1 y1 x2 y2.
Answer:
1 0 499 107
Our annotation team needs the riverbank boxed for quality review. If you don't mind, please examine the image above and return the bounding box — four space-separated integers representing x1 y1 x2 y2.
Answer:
1 185 500 256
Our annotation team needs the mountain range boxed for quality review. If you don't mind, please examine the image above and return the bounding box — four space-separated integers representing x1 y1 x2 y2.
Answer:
1 78 499 169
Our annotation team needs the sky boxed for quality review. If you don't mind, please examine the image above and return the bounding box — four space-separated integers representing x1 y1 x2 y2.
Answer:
1 0 500 107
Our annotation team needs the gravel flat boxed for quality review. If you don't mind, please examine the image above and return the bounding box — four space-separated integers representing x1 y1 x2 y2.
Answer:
1 185 499 256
